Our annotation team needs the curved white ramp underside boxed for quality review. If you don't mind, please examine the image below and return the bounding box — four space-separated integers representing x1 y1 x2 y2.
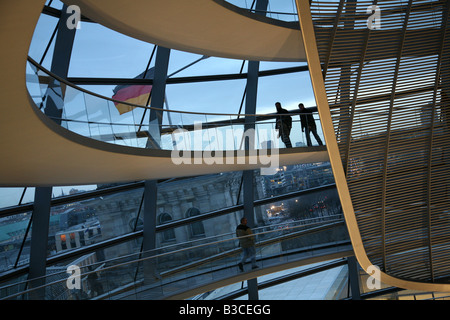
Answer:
64 0 307 62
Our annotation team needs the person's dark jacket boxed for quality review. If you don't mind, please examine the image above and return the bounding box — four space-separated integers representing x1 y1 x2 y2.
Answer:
236 224 255 248
299 107 317 130
275 108 292 130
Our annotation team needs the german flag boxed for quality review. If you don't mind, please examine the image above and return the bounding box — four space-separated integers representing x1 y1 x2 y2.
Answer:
112 68 154 115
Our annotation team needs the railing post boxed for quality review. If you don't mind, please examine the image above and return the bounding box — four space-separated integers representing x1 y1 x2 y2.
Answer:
347 256 361 300
243 170 258 300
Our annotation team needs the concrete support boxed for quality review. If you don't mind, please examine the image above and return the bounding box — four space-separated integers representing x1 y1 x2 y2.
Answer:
142 46 170 286
240 0 268 302
243 60 260 301
143 46 170 252
147 46 171 148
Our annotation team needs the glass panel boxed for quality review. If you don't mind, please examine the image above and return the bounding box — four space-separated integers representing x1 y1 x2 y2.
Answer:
247 263 347 300
59 85 88 135
165 79 246 115
47 187 144 258
253 162 335 200
0 211 33 273
46 0 64 10
168 50 246 77
28 52 317 151
69 23 155 78
156 209 244 250
15 237 144 300
0 273 29 300
256 72 315 114
28 14 58 68
0 201 348 300
155 171 243 226
0 188 35 208
255 186 342 226
225 0 298 22
265 0 299 21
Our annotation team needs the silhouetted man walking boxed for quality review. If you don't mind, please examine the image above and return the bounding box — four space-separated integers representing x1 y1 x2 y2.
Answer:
236 217 258 271
298 103 323 146
275 102 292 148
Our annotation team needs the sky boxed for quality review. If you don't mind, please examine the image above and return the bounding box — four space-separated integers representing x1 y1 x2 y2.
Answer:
1 0 318 208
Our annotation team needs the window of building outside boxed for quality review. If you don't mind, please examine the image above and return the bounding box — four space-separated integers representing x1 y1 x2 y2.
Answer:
186 207 205 238
159 212 176 241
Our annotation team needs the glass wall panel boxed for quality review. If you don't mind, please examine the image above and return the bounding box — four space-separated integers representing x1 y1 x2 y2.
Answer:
165 79 246 115
168 50 245 77
259 61 306 71
264 0 299 21
255 186 342 226
43 237 143 300
155 171 243 228
154 209 245 281
225 0 298 22
47 186 144 260
0 188 35 209
240 263 347 300
46 0 64 10
69 22 155 78
52 185 98 198
253 162 335 200
256 71 315 115
0 273 29 300
0 211 33 273
28 13 58 69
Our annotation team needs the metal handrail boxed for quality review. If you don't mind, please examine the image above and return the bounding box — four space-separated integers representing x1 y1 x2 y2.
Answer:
0 183 337 287
27 56 314 118
0 215 344 299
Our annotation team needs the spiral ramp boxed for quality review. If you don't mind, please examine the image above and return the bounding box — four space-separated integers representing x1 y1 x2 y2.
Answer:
0 0 326 187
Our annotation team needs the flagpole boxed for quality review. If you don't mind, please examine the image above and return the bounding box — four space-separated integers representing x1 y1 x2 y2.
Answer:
167 55 209 78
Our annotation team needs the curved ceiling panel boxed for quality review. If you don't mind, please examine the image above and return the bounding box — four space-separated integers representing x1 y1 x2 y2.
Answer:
63 0 306 62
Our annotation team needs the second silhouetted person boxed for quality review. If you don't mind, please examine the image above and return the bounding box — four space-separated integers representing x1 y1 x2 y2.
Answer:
298 103 323 147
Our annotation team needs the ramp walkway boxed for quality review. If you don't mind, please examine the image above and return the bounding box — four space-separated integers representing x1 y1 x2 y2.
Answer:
0 216 352 300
